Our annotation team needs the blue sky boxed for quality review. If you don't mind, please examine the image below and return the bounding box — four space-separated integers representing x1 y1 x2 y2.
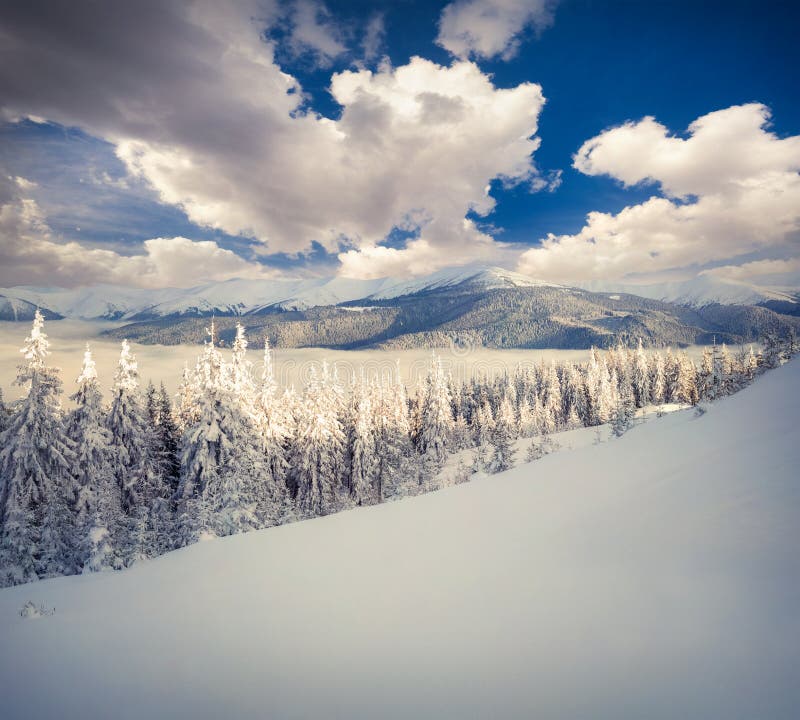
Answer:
0 0 798 288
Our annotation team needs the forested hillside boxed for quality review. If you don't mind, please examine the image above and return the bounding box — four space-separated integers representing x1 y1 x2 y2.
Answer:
101 285 800 349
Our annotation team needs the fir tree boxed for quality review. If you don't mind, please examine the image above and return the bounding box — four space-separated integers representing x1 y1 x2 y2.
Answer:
632 340 651 408
487 394 516 473
107 340 151 514
541 362 563 430
699 346 715 399
611 381 635 437
155 383 181 497
0 310 76 585
517 396 536 438
650 352 666 405
676 352 700 405
228 323 257 409
717 343 735 396
175 362 201 433
176 327 225 505
376 363 414 500
106 340 166 562
349 381 379 506
744 345 759 382
563 366 587 427
0 387 10 436
663 348 680 403
178 323 267 541
416 353 454 466
565 404 581 430
787 327 800 359
140 381 181 553
584 349 603 425
67 345 122 572
253 339 292 526
473 399 495 449
292 365 347 517
450 412 471 451
595 361 619 424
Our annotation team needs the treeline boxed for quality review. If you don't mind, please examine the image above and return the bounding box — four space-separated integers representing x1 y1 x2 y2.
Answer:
0 311 797 587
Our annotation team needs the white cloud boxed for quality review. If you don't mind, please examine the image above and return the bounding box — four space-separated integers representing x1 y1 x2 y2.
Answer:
338 218 521 279
361 13 386 63
113 56 545 276
518 104 800 284
436 0 556 60
530 168 562 193
0 174 274 288
701 257 800 286
338 240 451 279
286 0 347 68
573 104 800 198
0 2 549 282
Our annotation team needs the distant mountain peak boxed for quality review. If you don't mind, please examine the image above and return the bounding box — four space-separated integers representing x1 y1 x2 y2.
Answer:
467 266 562 289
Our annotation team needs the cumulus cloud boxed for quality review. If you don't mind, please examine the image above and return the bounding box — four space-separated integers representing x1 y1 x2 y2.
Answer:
0 1 549 281
518 104 800 284
338 219 522 279
573 104 800 198
0 174 273 288
701 257 800 286
436 0 557 60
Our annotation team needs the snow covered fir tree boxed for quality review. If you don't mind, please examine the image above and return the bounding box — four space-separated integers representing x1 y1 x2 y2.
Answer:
0 310 797 588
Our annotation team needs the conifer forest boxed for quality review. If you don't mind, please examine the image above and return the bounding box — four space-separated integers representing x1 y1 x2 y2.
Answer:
1 310 796 587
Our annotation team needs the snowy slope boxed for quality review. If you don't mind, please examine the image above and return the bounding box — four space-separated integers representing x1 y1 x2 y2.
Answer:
1 361 798 719
580 274 797 307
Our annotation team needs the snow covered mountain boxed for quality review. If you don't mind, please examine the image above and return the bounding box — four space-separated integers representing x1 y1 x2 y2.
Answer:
4 267 799 350
0 295 62 322
1 359 798 719
0 279 384 320
367 265 562 299
0 285 181 321
1 266 795 322
0 266 560 320
579 274 797 308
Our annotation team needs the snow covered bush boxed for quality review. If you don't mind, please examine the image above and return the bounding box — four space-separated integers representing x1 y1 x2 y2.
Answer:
19 600 54 619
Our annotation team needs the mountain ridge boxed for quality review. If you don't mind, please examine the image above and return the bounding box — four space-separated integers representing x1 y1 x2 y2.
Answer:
3 265 798 350
99 283 800 350
1 265 794 321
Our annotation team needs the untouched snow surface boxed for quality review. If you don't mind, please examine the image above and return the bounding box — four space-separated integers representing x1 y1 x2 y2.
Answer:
1 361 799 719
